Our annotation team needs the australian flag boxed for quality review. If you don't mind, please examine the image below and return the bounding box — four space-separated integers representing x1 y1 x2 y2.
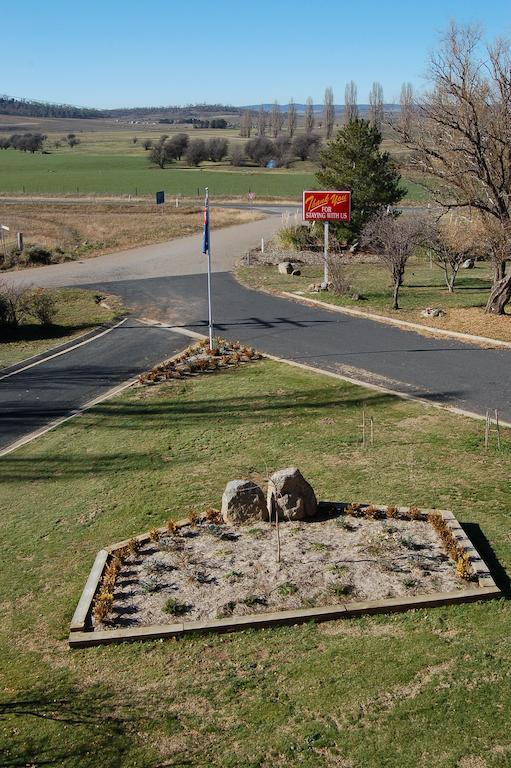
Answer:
202 188 210 254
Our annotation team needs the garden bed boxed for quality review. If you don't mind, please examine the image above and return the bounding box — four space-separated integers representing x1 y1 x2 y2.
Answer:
70 503 499 646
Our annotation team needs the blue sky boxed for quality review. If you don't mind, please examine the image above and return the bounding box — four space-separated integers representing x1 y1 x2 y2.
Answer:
1 0 510 108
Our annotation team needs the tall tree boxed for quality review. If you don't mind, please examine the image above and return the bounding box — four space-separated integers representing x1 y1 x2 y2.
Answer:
323 87 335 138
393 23 511 314
344 81 358 123
317 119 405 238
270 100 285 138
368 82 384 130
399 82 414 139
257 105 267 136
240 110 252 138
287 98 297 138
304 96 315 135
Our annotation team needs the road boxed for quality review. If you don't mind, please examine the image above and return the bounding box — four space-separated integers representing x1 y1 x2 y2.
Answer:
1 211 510 452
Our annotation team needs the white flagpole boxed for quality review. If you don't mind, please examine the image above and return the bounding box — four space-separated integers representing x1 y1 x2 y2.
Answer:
205 188 213 350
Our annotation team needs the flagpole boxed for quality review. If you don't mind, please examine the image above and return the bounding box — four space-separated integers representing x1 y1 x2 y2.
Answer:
203 187 213 350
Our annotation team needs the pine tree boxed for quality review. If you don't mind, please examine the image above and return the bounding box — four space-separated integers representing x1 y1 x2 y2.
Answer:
317 118 405 237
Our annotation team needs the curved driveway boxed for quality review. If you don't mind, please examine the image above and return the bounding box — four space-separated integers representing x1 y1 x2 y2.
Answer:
1 210 510 451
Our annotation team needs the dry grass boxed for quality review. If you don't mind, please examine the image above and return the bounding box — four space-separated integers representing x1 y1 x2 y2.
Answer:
0 200 262 261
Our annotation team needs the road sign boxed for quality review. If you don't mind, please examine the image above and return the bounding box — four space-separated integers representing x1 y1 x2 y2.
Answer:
302 190 351 222
156 191 165 205
1 224 10 231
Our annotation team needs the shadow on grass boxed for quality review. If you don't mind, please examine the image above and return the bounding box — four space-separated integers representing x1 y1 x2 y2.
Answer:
1 322 100 345
0 685 143 767
462 522 510 596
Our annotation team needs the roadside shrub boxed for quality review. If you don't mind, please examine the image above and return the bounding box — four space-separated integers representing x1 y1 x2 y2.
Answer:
25 245 53 265
0 282 30 327
328 255 354 297
230 144 246 166
277 224 317 251
26 288 58 326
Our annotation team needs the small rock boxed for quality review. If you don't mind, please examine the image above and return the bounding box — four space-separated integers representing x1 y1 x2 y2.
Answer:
291 269 301 276
278 261 294 275
319 281 329 291
420 307 446 318
266 467 318 521
221 480 267 525
462 259 475 269
307 283 320 292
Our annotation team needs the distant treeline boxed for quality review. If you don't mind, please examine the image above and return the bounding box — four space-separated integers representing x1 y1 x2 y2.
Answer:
0 96 103 119
105 103 239 118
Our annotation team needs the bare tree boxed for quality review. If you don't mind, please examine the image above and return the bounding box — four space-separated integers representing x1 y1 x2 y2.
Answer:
399 82 414 140
240 110 252 138
344 81 358 123
304 96 315 135
324 87 335 138
368 81 384 130
287 98 297 138
362 211 428 309
426 217 470 292
393 23 511 314
257 105 267 136
270 100 285 138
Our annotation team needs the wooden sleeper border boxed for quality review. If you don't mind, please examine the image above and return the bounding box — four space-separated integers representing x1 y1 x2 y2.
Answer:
69 505 502 648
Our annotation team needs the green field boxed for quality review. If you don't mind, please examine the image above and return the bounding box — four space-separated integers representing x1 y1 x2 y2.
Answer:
0 147 427 200
1 359 510 767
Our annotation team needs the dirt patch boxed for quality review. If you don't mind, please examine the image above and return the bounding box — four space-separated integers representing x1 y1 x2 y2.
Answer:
102 514 475 629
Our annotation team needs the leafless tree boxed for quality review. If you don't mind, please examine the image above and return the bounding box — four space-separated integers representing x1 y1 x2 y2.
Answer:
270 100 285 138
287 98 297 138
239 110 252 138
257 105 267 136
304 96 315 135
324 87 335 138
344 81 358 123
368 81 384 131
425 217 471 292
393 23 511 314
399 82 414 140
362 211 428 309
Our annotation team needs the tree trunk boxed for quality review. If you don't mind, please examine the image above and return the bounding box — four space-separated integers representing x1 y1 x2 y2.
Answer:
392 281 400 310
494 261 506 282
485 272 511 314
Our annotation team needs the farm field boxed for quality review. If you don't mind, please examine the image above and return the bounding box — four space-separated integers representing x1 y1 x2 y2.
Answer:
237 258 511 343
1 359 510 767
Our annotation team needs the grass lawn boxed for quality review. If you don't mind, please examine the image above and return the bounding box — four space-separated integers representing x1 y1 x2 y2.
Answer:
1 359 510 767
237 258 511 343
0 289 122 368
0 147 429 201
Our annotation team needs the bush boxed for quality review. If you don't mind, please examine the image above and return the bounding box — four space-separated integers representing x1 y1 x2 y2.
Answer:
328 255 354 297
230 144 246 166
0 283 30 327
207 137 228 162
185 139 208 166
277 224 318 251
26 288 58 326
292 133 320 161
245 136 275 166
25 245 53 265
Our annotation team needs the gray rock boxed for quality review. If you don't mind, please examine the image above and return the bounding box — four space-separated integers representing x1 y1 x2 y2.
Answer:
266 467 318 521
319 281 329 291
462 259 475 269
292 269 301 276
420 307 446 318
278 261 294 275
308 283 320 292
221 480 267 525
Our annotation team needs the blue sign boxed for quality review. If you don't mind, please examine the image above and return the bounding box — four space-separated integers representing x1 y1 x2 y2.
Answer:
156 191 165 205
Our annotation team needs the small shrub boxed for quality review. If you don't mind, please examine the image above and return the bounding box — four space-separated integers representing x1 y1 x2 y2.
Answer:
329 583 353 598
149 528 161 542
309 542 331 552
23 288 58 326
403 578 417 588
25 245 53 265
277 582 298 597
225 570 244 583
163 598 189 615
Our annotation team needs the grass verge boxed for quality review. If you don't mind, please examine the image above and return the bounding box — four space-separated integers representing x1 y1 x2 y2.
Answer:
0 288 122 368
236 258 511 343
0 359 510 767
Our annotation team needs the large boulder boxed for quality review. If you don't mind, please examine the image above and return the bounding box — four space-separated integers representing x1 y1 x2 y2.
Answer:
266 467 318 521
221 480 267 525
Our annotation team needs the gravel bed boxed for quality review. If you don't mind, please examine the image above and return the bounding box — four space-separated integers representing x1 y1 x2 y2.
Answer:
103 515 476 628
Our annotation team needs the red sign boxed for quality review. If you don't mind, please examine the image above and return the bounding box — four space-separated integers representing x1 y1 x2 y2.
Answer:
302 190 351 222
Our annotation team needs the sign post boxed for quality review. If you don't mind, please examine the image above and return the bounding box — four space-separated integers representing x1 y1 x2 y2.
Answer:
1 224 10 258
302 190 351 285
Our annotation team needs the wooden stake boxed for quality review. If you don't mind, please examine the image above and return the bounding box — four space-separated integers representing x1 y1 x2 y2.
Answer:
484 410 490 450
362 407 366 447
495 409 501 450
370 417 374 447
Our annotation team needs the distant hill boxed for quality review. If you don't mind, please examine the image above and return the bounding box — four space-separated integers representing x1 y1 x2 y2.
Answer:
0 95 104 119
